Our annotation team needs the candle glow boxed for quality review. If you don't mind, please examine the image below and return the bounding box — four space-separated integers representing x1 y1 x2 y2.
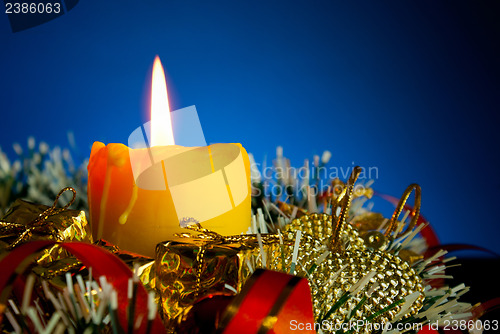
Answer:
87 56 252 256
150 56 175 147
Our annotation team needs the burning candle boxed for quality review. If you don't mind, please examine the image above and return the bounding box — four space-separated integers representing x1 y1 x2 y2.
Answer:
87 56 252 257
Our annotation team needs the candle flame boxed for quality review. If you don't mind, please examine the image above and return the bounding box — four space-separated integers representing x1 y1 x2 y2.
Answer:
151 56 175 146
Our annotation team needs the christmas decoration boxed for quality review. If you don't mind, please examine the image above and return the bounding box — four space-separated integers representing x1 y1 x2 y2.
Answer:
1 55 497 333
0 240 165 333
155 226 284 329
268 168 425 329
0 187 91 264
0 143 498 334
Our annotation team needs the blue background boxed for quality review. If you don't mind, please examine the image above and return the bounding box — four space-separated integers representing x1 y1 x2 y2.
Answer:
1 1 499 253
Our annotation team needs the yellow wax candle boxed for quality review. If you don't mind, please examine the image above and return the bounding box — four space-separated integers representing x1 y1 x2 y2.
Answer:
87 57 252 257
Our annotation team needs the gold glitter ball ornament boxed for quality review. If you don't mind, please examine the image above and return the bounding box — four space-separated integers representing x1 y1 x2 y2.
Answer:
273 214 425 330
266 168 425 331
312 249 424 330
286 213 366 251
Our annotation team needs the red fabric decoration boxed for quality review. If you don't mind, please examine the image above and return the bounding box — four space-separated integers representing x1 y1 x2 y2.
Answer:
218 269 315 334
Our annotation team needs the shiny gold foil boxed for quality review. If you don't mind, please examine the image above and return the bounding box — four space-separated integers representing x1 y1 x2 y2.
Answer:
350 212 387 233
155 228 284 330
278 201 308 218
32 239 156 292
32 256 82 290
97 239 157 291
0 197 91 264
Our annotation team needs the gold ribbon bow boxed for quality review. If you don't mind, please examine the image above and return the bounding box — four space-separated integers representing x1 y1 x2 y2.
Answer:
176 224 282 245
0 187 76 250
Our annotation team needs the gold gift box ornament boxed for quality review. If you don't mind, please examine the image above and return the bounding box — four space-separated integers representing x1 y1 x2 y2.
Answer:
0 187 92 264
155 225 284 330
88 56 252 257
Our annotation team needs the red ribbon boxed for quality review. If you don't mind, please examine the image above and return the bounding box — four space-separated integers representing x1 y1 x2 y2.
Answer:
0 240 165 334
217 269 315 334
472 297 500 320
